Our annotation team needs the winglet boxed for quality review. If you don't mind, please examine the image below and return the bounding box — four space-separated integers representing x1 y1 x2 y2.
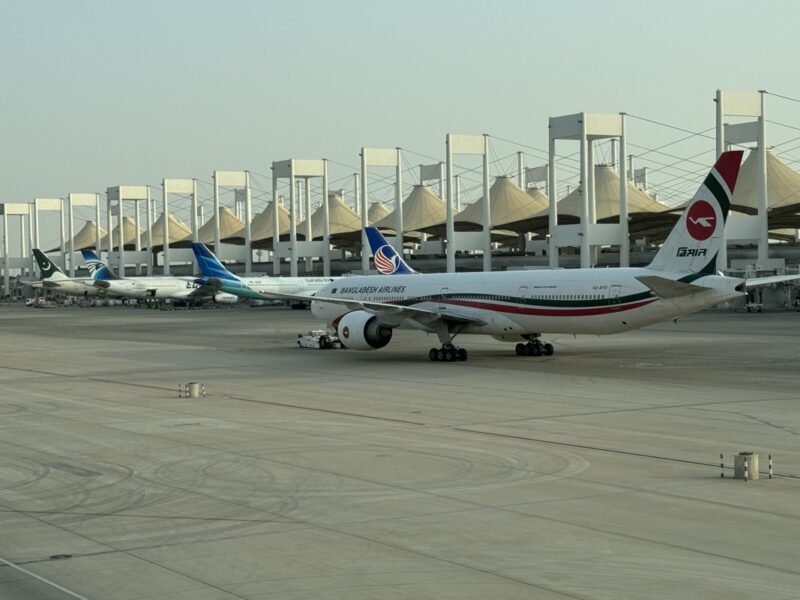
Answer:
364 227 418 275
192 243 241 281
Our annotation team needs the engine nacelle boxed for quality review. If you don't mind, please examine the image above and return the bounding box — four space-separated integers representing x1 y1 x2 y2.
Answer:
213 292 239 304
337 310 393 351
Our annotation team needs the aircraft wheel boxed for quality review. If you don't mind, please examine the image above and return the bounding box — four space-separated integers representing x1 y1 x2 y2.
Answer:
515 343 525 356
437 348 446 361
429 348 438 361
531 343 542 357
445 348 456 362
457 348 468 361
543 343 554 356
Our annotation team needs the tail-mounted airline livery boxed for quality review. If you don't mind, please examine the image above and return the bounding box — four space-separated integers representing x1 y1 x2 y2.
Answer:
262 151 800 361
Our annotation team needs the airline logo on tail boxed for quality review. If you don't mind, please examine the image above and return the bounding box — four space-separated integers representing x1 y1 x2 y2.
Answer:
364 227 418 275
686 201 717 241
32 249 65 280
374 245 402 274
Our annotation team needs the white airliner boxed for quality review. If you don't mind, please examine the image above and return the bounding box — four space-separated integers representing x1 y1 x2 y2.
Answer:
191 243 336 303
32 249 104 296
271 150 799 361
81 250 238 304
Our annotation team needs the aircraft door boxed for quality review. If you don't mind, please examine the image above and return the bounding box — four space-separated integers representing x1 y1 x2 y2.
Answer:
608 284 622 305
439 287 449 310
517 285 528 300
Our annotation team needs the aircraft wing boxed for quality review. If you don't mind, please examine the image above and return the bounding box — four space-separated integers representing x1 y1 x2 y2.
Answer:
744 274 800 288
635 275 710 299
260 291 485 327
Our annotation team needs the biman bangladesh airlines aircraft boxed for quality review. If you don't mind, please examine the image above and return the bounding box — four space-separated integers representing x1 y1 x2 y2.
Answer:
267 151 800 361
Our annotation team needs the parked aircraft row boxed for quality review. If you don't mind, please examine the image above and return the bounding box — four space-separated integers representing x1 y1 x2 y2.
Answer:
28 152 800 361
200 151 800 361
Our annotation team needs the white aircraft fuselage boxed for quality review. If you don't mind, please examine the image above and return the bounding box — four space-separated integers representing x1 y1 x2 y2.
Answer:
311 268 741 337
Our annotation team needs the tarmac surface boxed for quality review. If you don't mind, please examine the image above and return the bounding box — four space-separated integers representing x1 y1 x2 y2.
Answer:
0 303 799 599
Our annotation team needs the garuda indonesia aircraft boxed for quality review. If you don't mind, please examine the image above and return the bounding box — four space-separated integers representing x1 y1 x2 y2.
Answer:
191 243 336 301
31 249 104 296
274 150 799 362
81 250 238 304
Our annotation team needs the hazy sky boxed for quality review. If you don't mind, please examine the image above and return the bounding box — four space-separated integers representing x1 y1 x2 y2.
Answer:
2 0 800 248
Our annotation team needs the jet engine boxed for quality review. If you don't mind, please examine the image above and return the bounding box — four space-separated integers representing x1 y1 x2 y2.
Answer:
336 310 393 350
213 292 239 304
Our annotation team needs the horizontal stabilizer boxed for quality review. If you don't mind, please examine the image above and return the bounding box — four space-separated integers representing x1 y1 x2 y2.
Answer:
636 275 709 299
93 280 111 289
743 274 800 289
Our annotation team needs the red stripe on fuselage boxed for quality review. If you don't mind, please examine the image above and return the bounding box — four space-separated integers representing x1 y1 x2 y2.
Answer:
442 297 658 317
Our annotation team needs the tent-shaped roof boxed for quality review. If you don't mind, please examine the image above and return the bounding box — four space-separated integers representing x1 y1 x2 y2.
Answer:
48 220 107 253
373 185 446 232
99 217 144 251
147 213 193 250
172 206 244 248
732 149 800 214
224 201 291 247
549 166 668 220
457 176 549 230
298 192 362 239
368 202 390 224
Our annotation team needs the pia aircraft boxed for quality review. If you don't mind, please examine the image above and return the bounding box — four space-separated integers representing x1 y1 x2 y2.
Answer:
191 243 336 302
81 250 238 304
273 150 799 361
32 249 104 296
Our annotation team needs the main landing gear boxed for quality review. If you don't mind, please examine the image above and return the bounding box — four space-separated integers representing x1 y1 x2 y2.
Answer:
429 323 468 362
429 345 468 362
515 336 554 357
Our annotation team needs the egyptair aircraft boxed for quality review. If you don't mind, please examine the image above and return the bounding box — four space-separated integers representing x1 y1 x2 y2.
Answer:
31 248 105 296
270 151 800 361
191 242 336 301
81 250 238 304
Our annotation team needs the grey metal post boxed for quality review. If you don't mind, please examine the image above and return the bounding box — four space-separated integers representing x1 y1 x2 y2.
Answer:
454 175 461 213
482 134 491 272
69 195 76 277
118 196 125 276
145 188 152 275
360 150 369 272
213 172 221 252
715 89 727 271
757 91 769 264
59 198 66 269
289 166 298 277
619 113 630 267
587 140 597 266
579 122 590 268
548 135 559 268
439 162 445 199
162 180 171 275
322 160 331 276
245 171 253 274
94 194 101 258
395 148 403 249
31 200 39 275
517 151 524 188
304 176 312 272
191 179 199 244
105 195 113 263
2 213 8 295
445 135 455 273
272 169 280 275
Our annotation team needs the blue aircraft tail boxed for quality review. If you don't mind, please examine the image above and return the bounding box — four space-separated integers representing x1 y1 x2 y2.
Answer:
80 249 121 280
364 227 418 275
192 243 240 281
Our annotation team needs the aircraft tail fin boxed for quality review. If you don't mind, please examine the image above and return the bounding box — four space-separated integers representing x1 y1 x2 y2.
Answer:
647 150 743 275
32 249 68 281
80 249 121 280
364 227 418 275
192 243 241 281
